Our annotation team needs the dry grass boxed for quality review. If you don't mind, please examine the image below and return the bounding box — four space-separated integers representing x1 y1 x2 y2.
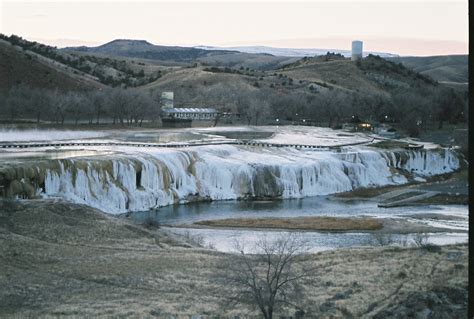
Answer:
0 199 467 318
195 216 383 231
335 184 403 198
414 194 469 205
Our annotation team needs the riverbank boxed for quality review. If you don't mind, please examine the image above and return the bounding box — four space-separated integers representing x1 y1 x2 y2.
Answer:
189 215 463 234
0 199 468 317
334 169 468 206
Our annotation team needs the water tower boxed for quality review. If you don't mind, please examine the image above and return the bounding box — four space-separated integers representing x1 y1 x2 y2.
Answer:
351 40 363 61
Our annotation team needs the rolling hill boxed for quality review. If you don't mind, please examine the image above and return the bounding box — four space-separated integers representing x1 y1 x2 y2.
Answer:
0 39 105 106
1 34 465 118
65 39 298 70
67 39 229 61
66 40 466 84
136 53 441 113
388 55 468 84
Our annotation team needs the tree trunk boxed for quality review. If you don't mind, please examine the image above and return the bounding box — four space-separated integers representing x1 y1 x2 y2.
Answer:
438 120 444 129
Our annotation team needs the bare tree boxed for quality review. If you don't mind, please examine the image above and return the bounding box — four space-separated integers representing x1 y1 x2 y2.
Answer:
51 89 68 124
90 90 106 124
106 88 129 125
4 85 28 121
65 92 87 125
317 90 350 128
216 233 314 318
33 87 53 123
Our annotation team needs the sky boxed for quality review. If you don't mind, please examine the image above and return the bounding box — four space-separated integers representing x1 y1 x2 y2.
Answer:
0 0 468 56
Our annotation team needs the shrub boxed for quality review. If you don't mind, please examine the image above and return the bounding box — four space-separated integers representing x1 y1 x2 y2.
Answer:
142 217 160 229
372 232 394 246
413 232 430 247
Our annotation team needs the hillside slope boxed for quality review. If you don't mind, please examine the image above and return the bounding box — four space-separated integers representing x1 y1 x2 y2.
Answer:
277 54 436 94
138 54 440 114
0 40 104 105
388 55 468 83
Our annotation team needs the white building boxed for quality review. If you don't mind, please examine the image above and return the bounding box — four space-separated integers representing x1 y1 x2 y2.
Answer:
162 108 219 120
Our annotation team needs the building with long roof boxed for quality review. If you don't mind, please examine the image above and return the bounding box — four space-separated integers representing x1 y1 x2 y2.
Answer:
162 107 219 120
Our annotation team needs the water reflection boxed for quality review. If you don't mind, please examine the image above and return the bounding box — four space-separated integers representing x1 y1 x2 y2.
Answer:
129 196 468 252
130 196 465 226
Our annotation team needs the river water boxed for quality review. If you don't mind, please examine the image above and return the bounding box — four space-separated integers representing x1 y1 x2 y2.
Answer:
1 126 468 252
129 196 468 253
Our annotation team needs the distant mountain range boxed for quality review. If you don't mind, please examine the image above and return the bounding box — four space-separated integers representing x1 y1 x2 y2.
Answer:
64 39 298 70
67 39 236 61
68 40 399 60
195 45 400 58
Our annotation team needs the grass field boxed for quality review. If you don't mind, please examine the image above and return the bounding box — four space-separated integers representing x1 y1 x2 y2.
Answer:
195 216 383 231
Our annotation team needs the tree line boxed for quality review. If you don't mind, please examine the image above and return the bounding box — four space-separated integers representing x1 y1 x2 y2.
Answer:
1 85 160 126
0 82 467 136
233 85 467 136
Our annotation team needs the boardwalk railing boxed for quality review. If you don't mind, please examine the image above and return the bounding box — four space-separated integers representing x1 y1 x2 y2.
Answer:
0 139 373 151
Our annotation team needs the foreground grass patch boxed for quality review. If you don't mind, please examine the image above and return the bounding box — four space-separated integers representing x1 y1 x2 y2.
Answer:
195 216 383 231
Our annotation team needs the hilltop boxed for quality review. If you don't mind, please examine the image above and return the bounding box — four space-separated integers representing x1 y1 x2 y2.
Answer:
67 39 230 61
277 53 436 93
65 39 298 70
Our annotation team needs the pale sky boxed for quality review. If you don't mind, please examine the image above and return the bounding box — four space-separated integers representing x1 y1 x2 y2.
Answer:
0 0 468 56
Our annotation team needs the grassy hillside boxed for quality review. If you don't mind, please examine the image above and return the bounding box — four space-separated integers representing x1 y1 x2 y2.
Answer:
388 55 468 83
0 39 105 106
278 53 436 93
139 53 440 112
0 34 177 88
